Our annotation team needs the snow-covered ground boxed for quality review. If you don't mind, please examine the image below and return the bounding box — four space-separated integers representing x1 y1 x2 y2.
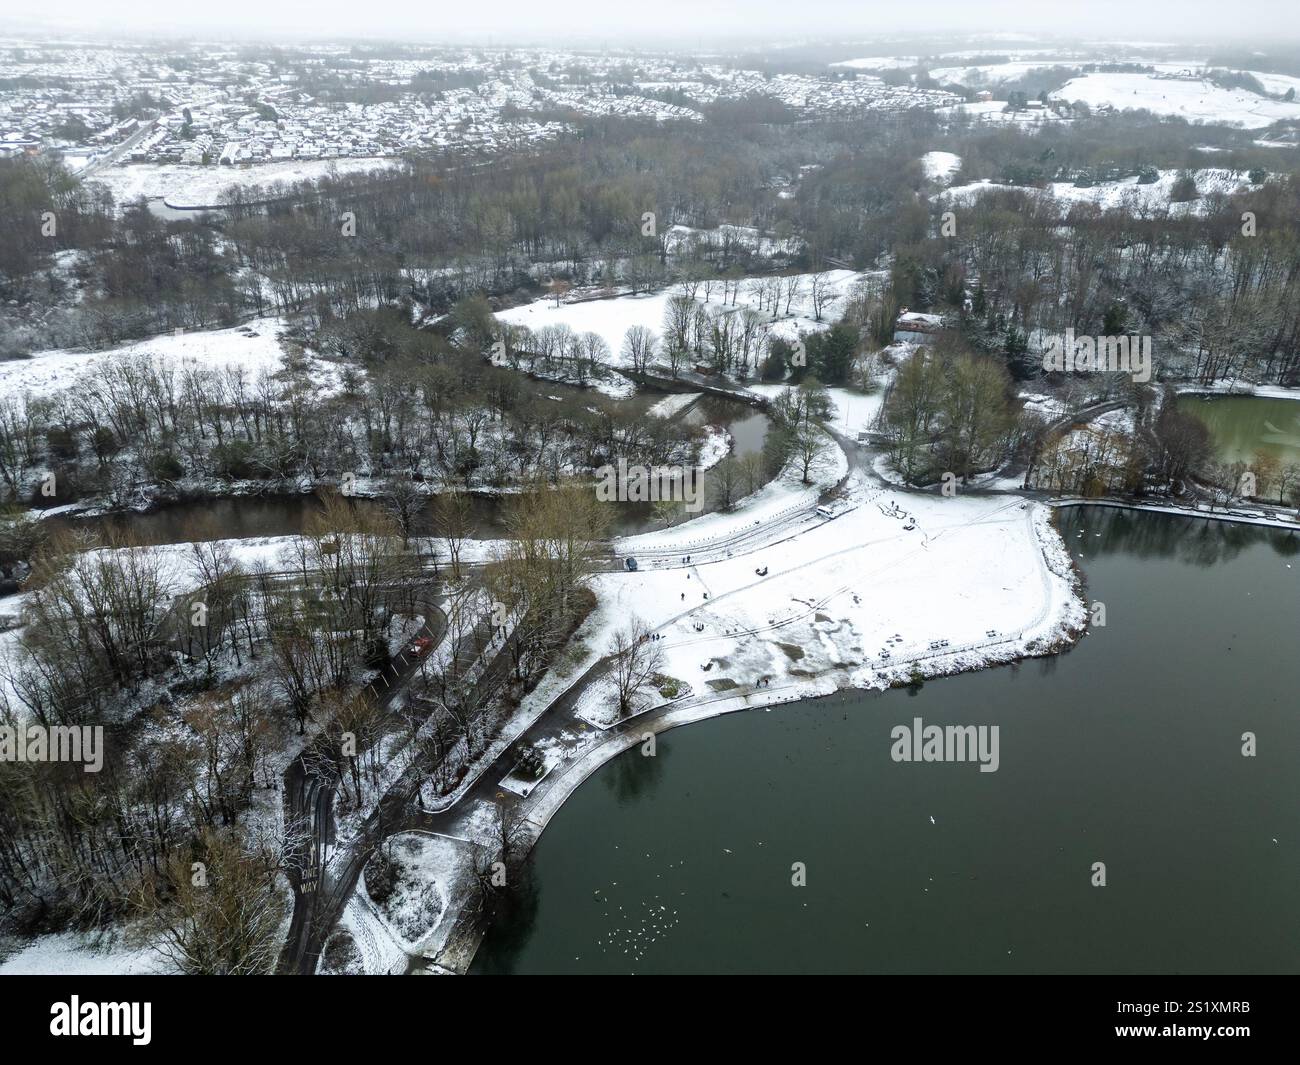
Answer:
663 222 802 258
325 830 479 974
89 158 404 210
929 60 1083 87
0 929 175 975
823 385 888 438
941 167 1254 216
1045 167 1249 209
1251 71 1300 98
590 466 1084 724
935 100 1063 125
617 430 847 559
1173 381 1300 402
0 318 334 400
1050 73 1300 128
921 150 962 183
644 392 701 419
829 56 920 70
494 269 868 368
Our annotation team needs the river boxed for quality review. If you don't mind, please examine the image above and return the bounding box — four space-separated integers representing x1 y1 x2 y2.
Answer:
39 391 773 548
471 507 1300 974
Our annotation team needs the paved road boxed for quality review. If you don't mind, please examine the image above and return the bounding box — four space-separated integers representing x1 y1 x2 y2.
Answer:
79 120 156 177
276 583 447 974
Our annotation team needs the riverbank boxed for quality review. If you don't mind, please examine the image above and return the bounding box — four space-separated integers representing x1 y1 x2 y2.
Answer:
1050 496 1300 529
1173 381 1300 401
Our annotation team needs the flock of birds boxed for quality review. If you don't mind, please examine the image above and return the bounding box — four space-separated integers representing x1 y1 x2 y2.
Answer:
583 848 689 967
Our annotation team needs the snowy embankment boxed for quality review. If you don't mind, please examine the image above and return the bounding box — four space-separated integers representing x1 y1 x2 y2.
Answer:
615 424 848 559
1172 381 1300 401
1050 497 1300 531
644 392 701 419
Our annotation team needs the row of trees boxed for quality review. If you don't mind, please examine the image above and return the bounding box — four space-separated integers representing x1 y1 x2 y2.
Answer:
0 316 712 507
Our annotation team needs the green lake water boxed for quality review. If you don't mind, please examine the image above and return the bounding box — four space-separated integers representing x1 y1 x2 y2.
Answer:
1178 395 1300 466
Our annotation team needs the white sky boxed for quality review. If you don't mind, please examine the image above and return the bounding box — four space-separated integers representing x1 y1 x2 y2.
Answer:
7 1 1299 46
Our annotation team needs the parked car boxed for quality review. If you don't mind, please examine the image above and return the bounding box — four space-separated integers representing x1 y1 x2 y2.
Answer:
625 557 638 571
407 635 434 657
755 566 768 576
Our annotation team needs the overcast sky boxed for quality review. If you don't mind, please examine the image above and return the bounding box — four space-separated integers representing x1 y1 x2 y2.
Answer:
6 1 1298 46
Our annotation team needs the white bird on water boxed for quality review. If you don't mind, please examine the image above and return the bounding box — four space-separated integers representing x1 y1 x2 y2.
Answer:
929 816 936 825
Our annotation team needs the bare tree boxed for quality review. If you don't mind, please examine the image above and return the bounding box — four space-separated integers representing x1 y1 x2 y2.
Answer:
808 271 833 321
383 476 425 544
135 828 286 975
433 488 474 580
621 325 658 373
610 616 664 718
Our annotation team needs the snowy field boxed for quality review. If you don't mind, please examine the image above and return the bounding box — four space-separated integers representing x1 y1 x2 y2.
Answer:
88 158 404 210
746 381 888 441
0 318 337 400
929 60 1084 87
1251 71 1300 98
829 56 920 70
583 471 1084 723
1050 73 1300 128
823 385 888 438
495 269 868 367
